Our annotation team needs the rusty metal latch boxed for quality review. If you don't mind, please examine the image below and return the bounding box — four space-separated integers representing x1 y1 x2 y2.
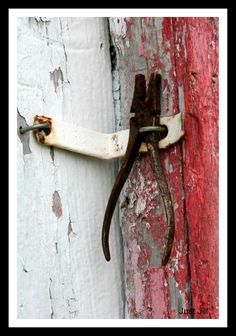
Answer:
19 113 184 159
18 73 184 266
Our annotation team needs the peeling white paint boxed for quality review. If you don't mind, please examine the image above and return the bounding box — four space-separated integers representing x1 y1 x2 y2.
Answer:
113 18 127 38
135 197 146 217
146 222 151 230
174 202 179 210
164 157 173 173
128 191 137 209
17 17 123 319
109 18 127 56
182 23 188 61
178 85 186 114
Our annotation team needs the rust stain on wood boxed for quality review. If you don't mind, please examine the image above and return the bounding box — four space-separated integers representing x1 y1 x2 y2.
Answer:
33 115 52 144
52 191 62 218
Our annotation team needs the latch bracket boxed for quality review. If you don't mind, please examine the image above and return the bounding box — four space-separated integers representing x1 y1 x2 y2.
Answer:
31 112 184 160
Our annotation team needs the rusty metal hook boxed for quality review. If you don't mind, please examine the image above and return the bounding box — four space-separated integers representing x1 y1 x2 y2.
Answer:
102 73 175 266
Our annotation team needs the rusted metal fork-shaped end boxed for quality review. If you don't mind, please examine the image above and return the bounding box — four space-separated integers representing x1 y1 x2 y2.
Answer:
102 73 174 266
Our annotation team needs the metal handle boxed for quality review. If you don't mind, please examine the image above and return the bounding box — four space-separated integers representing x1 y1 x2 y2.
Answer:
102 119 142 261
102 73 175 266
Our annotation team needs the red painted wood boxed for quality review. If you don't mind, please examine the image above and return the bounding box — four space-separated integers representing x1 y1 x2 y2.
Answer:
114 17 218 319
173 17 219 318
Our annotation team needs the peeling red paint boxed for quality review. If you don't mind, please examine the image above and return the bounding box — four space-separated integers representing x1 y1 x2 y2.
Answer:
149 269 168 318
152 55 165 73
173 17 219 318
138 42 148 58
124 17 135 40
116 17 218 319
162 18 173 43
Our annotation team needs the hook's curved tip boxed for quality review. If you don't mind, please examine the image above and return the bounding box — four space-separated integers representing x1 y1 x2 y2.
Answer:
102 231 111 262
105 254 111 262
102 247 111 262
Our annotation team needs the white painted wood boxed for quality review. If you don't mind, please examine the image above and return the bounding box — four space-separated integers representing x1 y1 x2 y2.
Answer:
31 113 184 159
17 17 124 319
158 113 184 148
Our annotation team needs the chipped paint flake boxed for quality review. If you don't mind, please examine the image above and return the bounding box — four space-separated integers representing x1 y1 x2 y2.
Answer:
109 18 128 56
178 85 185 114
135 197 146 216
113 18 127 38
146 222 151 230
50 67 64 93
164 156 173 173
128 191 137 209
131 240 144 313
52 191 62 218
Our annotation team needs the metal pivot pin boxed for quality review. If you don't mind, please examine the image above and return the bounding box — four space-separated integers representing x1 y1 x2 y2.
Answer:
19 123 50 135
139 126 166 133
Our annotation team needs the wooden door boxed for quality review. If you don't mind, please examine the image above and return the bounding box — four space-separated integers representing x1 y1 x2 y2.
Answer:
17 16 218 319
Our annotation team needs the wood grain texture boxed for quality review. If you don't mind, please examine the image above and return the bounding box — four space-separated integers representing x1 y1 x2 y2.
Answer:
173 17 219 319
109 17 218 319
17 17 124 318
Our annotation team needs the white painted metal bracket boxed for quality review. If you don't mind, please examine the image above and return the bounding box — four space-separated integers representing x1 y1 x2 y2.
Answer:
33 113 184 160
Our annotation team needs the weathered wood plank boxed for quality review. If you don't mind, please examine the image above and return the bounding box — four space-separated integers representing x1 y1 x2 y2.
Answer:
110 17 218 318
17 17 124 318
173 17 219 318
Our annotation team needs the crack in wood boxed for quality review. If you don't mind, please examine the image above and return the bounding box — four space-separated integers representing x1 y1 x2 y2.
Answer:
49 278 54 319
50 67 64 93
50 146 54 162
52 191 63 218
